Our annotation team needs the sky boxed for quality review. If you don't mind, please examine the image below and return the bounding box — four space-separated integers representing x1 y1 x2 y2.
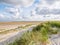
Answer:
0 0 60 22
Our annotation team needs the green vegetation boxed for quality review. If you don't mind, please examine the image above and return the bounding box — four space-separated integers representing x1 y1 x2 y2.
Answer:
9 21 59 45
17 24 32 29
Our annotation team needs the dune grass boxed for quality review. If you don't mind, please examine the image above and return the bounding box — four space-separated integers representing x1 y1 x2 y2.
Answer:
8 21 59 45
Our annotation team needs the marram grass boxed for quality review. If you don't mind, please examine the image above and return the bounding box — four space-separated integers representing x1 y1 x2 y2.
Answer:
9 21 59 45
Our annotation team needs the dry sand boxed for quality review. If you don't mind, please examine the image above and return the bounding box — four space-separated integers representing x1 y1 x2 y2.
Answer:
0 21 41 30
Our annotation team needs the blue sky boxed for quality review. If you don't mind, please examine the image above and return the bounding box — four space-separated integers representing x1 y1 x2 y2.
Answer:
0 0 60 22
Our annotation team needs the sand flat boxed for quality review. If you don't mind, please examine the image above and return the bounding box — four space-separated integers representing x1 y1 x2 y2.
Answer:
0 21 41 30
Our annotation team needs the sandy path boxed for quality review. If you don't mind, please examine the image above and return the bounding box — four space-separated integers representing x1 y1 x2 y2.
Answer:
0 32 19 42
49 34 60 45
0 25 36 45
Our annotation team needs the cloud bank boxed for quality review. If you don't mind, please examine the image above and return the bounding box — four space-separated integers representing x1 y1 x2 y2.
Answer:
0 0 35 7
35 0 60 15
0 0 60 21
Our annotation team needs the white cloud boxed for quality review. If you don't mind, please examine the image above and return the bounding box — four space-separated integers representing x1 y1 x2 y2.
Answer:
0 0 60 21
0 14 5 18
33 0 60 15
38 0 60 9
5 7 20 19
21 0 35 7
0 0 35 7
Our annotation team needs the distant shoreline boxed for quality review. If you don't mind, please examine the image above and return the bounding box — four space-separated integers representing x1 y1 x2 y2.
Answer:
0 21 60 25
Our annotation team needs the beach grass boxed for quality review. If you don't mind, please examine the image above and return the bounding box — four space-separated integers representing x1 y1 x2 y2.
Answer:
8 21 59 45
